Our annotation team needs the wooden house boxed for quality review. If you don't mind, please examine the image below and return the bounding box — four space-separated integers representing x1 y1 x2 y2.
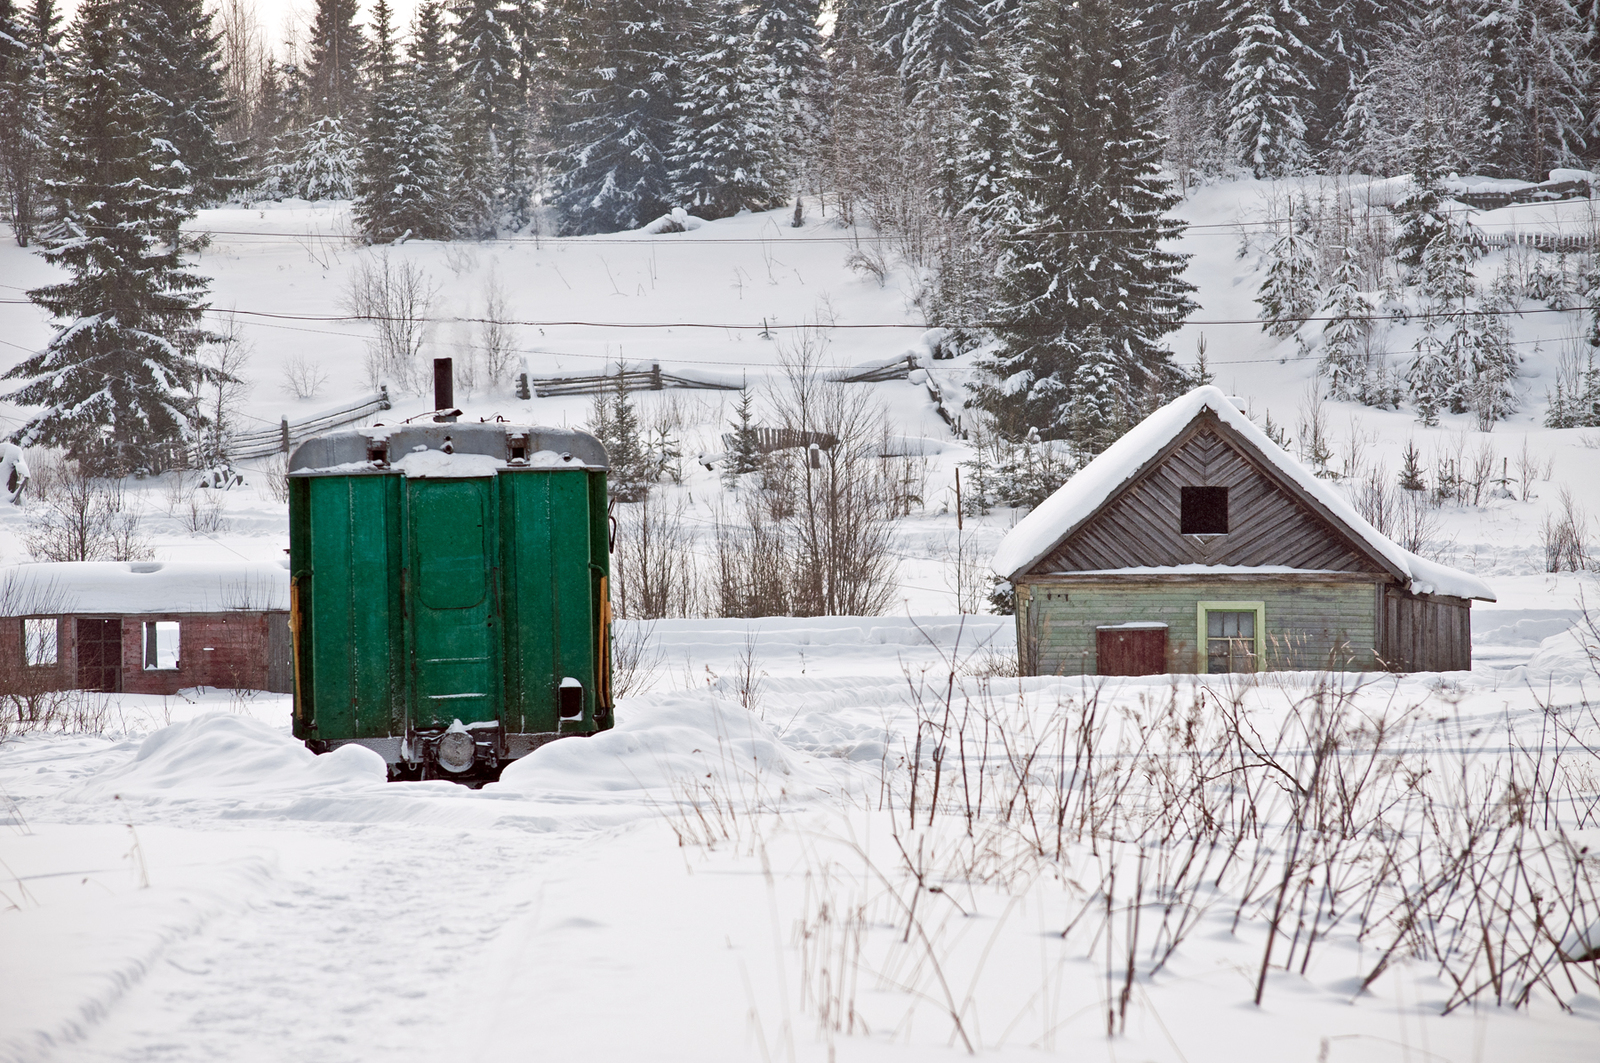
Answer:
0 561 292 696
992 387 1495 676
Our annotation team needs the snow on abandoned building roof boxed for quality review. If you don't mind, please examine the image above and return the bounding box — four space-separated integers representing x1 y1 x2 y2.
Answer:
0 561 290 616
991 385 1495 602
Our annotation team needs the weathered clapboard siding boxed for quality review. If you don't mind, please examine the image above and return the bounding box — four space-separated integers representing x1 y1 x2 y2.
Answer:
1018 578 1382 675
1037 423 1386 574
1380 588 1472 672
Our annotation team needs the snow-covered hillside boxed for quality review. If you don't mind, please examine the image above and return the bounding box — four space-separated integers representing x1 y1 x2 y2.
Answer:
4 182 1600 1060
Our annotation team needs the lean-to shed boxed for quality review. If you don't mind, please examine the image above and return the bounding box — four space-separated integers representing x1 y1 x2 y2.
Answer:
992 387 1495 676
0 561 292 695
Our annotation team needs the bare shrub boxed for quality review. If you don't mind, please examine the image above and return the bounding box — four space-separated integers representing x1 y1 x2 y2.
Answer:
281 355 330 400
257 452 290 505
613 492 700 619
1393 489 1441 556
344 252 438 393
611 620 663 698
23 463 151 562
196 313 252 467
1352 462 1394 538
478 273 516 388
1543 487 1592 572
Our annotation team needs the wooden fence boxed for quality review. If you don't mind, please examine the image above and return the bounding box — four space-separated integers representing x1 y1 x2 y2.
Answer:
232 387 392 460
523 355 919 398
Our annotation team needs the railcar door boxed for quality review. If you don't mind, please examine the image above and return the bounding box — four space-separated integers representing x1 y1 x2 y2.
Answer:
406 477 500 729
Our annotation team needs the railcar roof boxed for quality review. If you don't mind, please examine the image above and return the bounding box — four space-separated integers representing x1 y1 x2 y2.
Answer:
288 423 608 475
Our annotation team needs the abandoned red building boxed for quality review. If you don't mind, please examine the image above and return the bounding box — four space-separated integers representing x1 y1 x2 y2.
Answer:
0 561 292 695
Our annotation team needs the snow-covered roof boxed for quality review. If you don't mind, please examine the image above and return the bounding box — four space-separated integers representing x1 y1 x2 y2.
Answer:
991 386 1496 602
0 561 290 616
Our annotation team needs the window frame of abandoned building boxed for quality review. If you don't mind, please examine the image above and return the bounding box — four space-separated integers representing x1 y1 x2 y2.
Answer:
21 617 59 668
143 620 181 671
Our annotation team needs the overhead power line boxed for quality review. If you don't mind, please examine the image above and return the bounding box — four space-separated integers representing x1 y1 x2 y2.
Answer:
1 297 1595 331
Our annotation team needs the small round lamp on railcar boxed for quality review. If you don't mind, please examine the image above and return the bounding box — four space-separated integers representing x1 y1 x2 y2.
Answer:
286 423 613 782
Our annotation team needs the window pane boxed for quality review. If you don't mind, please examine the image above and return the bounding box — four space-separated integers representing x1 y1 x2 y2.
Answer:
23 618 57 666
143 621 180 670
1205 611 1257 673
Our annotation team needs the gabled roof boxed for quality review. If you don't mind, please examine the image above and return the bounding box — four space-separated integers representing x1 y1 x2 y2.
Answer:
991 386 1495 601
0 561 290 616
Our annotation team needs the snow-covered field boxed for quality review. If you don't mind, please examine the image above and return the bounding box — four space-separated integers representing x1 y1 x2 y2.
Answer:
5 180 1600 1059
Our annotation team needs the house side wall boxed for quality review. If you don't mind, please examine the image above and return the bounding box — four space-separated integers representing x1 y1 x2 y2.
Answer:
1037 426 1387 574
1380 589 1472 672
118 613 278 695
0 616 73 693
1018 579 1381 675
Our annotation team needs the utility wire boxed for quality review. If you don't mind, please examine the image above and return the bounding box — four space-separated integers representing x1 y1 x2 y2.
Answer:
1 296 1595 330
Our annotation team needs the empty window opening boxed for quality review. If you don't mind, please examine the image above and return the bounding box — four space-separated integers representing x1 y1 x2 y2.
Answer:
143 621 180 670
1181 486 1229 534
1206 611 1256 673
23 618 57 667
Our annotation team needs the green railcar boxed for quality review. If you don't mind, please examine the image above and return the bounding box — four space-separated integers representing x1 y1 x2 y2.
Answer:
287 422 613 781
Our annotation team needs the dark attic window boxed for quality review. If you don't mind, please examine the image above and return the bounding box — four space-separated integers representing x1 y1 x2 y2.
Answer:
1180 486 1229 535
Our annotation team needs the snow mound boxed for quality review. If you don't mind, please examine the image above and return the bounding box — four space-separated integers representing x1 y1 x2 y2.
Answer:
73 714 386 800
491 693 811 796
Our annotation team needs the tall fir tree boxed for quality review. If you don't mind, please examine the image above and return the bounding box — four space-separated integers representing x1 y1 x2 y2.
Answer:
546 0 689 233
125 0 239 216
355 0 454 240
671 0 788 218
1222 0 1316 176
304 0 366 119
450 0 520 234
1319 241 1375 399
971 0 1194 440
749 0 821 156
881 0 985 100
4 0 216 471
0 0 60 246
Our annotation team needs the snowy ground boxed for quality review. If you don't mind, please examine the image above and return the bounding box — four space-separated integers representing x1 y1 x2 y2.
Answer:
5 179 1600 1058
5 615 1600 1062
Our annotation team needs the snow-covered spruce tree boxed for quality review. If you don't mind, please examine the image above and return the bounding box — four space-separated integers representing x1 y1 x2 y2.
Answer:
4 0 217 473
931 28 1014 337
882 0 985 101
0 0 60 247
1306 0 1383 158
1392 135 1453 276
269 113 358 199
671 0 787 219
545 0 688 234
1068 330 1127 457
588 372 650 502
449 0 520 235
354 0 454 242
1465 294 1519 427
1222 0 1315 177
125 0 240 218
1475 0 1591 178
1256 203 1318 343
722 387 763 488
1340 4 1487 176
970 0 1194 441
1319 241 1375 399
303 0 366 120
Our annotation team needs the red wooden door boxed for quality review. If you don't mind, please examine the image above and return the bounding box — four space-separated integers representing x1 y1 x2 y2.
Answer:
1096 625 1168 676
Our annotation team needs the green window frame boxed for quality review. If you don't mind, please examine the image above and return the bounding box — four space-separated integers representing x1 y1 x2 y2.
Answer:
1196 600 1265 673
